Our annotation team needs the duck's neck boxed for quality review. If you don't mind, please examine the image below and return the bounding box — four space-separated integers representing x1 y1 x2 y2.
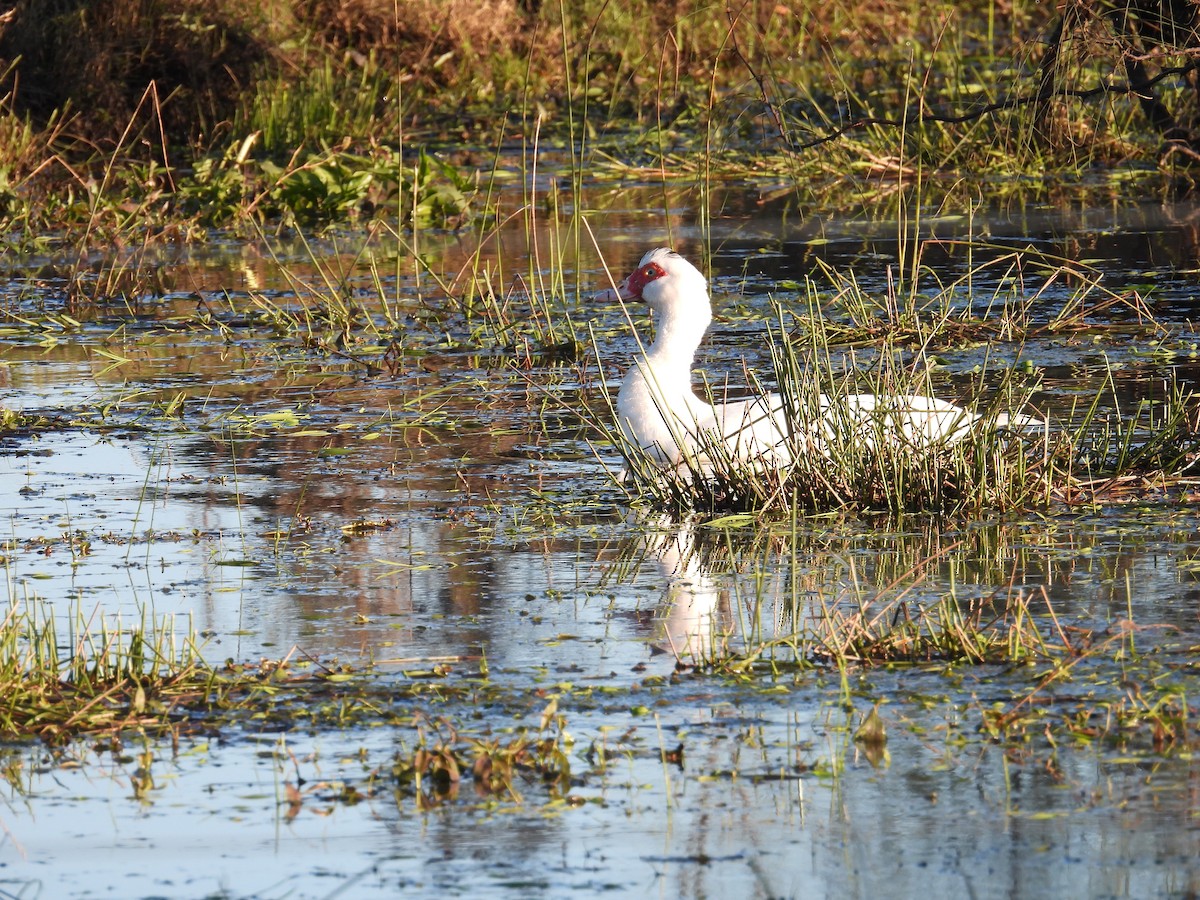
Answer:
617 291 715 465
642 304 712 378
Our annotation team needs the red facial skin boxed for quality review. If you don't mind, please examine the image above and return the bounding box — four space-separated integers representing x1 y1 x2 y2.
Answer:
621 261 666 299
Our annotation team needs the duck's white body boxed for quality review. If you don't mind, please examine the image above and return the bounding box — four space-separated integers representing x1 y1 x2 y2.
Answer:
602 248 1035 472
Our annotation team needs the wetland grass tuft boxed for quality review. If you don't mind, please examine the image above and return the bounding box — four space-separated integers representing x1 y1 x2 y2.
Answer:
0 596 215 742
1056 368 1200 504
803 584 1059 668
600 251 1199 519
0 589 581 805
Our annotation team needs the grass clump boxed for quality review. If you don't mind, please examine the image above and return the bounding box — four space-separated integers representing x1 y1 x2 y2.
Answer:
0 591 584 809
0 597 217 742
801 584 1059 668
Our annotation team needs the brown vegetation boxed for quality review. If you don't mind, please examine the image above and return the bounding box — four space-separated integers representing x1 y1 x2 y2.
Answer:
298 0 526 61
0 0 281 148
0 0 1048 152
4 1 1200 237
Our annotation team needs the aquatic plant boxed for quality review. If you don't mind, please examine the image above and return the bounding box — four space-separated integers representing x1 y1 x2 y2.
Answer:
177 143 476 229
236 50 397 157
392 702 573 808
615 512 1069 673
0 596 212 742
4 0 1199 248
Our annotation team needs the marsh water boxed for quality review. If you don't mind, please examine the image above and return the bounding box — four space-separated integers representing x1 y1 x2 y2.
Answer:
4 178 1200 898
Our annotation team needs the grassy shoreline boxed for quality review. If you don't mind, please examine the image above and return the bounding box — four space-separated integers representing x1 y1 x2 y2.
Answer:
3 1 1200 244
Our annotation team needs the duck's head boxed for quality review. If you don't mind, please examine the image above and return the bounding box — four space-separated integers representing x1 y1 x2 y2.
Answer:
598 248 711 321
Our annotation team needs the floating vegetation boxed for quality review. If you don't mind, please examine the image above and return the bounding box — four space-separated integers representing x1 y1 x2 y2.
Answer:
2 4 1200 892
0 594 567 801
593 510 1200 774
391 703 574 808
0 407 74 436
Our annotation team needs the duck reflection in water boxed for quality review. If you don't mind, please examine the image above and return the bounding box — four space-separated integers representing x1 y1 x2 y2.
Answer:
617 513 789 667
644 519 728 665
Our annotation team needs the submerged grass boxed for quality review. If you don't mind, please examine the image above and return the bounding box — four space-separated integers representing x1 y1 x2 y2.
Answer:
603 511 1200 763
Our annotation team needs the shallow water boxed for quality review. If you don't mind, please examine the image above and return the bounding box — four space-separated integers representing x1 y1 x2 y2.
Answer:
3 185 1200 898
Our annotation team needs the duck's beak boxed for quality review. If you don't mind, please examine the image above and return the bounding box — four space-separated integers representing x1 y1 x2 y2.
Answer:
595 275 637 303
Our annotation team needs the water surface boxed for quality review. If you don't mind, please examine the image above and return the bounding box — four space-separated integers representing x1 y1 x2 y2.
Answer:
3 184 1200 898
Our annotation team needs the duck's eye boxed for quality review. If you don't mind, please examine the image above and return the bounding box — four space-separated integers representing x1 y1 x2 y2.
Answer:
643 266 656 278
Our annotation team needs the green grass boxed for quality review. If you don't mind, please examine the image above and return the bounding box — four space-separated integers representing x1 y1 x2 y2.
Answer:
3 0 1200 783
0 594 215 742
602 504 1200 762
0 589 579 806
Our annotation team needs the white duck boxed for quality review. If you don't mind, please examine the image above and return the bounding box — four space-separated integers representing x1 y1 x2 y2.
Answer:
600 248 1038 473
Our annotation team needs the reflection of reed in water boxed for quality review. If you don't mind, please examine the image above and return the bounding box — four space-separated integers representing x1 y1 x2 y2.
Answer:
608 512 1200 668
777 518 1075 665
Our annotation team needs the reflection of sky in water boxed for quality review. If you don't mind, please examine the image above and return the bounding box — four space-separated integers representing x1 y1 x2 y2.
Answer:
6 689 1200 899
0 426 667 675
4 424 1200 684
4 432 260 611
